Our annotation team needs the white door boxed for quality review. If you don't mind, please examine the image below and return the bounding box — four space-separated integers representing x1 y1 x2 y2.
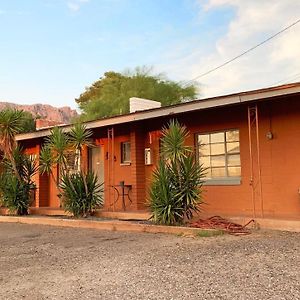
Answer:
89 146 105 200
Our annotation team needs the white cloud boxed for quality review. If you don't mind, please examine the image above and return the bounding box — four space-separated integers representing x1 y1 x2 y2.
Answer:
67 0 89 12
158 0 300 98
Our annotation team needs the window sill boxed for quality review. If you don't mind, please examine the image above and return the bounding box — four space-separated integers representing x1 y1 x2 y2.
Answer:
120 162 131 166
203 177 241 186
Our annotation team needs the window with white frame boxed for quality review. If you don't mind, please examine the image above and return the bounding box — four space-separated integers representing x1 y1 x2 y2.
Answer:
121 141 131 164
196 129 241 179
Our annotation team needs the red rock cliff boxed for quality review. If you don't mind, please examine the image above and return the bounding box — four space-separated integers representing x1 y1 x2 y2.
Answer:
0 102 77 124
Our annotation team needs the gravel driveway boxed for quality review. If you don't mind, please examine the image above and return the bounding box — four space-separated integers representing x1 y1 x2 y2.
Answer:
0 222 299 300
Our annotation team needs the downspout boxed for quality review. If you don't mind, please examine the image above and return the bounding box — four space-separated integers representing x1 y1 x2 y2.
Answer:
111 127 115 212
255 105 264 218
107 127 115 212
248 106 256 219
107 129 111 210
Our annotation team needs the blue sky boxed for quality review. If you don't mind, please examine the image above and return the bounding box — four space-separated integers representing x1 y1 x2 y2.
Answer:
0 0 300 109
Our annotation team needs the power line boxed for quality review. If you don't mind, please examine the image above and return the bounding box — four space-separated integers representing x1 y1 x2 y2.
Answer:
182 18 300 86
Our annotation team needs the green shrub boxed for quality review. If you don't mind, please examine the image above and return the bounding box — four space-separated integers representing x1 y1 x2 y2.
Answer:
60 171 104 217
0 175 33 215
0 109 37 215
0 149 37 215
149 160 183 225
149 120 205 225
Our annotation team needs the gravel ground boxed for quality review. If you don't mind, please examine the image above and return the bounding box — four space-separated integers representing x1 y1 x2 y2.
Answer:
0 223 299 300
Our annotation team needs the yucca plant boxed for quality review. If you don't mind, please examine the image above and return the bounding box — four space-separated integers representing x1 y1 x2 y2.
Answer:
0 109 38 215
39 123 101 215
39 145 57 183
0 148 38 215
0 175 32 215
149 160 183 225
68 123 94 194
69 124 92 170
149 120 205 225
60 171 103 217
40 124 93 179
160 119 191 161
0 109 24 179
44 126 70 177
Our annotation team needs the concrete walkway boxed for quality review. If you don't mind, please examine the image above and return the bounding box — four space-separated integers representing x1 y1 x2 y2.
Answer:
1 212 299 233
0 215 209 236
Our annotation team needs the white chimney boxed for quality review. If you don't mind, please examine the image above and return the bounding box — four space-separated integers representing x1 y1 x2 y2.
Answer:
129 97 161 113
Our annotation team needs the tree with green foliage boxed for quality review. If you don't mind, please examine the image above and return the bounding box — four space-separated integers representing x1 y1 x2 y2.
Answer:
76 67 198 121
18 111 36 133
148 120 205 225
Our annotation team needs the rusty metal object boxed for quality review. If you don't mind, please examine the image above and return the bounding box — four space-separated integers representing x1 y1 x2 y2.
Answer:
189 216 255 235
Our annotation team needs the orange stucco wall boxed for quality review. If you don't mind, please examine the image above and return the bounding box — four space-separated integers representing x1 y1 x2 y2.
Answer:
19 95 300 219
141 97 300 219
93 125 146 211
21 139 61 208
254 98 300 219
142 105 253 217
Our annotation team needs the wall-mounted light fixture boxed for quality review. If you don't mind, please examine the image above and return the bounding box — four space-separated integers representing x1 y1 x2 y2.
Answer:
145 148 152 165
266 131 273 140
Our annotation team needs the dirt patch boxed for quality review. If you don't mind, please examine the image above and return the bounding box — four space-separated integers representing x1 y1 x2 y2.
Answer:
0 223 299 300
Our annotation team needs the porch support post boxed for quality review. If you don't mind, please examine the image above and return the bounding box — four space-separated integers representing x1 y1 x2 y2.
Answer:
130 124 146 210
34 144 40 208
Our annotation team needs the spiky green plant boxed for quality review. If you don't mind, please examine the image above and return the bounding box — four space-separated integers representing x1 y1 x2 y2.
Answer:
44 126 70 176
0 109 23 155
149 160 183 225
0 148 38 215
41 124 94 178
60 171 103 217
160 119 191 161
39 145 58 186
0 109 24 178
39 145 53 175
149 120 205 225
69 123 93 171
69 123 93 153
0 175 32 215
0 110 38 215
68 123 94 193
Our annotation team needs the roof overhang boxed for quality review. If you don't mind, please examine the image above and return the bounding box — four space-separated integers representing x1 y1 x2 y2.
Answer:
16 82 300 141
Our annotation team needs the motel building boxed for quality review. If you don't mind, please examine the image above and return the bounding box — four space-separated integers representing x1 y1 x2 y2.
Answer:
11 83 300 227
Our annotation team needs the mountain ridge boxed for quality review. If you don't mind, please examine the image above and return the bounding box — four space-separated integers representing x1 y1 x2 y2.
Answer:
0 101 78 124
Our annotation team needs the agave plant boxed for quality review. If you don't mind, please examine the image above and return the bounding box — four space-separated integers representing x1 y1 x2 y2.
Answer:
149 120 205 225
60 171 103 217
